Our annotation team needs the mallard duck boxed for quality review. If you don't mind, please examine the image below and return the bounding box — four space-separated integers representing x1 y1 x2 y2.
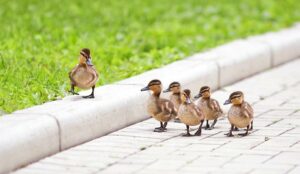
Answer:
141 79 177 132
224 91 254 137
194 86 223 130
178 89 205 136
163 81 182 122
69 48 99 98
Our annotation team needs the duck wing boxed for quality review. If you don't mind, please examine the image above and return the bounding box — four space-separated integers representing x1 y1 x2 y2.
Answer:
241 102 254 118
209 99 223 113
190 103 204 119
158 98 177 116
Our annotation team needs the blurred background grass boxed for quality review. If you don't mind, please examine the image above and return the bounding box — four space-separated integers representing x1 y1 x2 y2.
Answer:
0 0 300 113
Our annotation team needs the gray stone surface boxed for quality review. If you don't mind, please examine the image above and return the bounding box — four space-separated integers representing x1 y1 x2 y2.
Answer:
13 58 300 174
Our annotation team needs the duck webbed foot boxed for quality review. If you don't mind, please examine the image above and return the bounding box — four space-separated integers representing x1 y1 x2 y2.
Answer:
154 122 166 132
82 94 95 99
204 120 210 130
208 119 217 130
69 90 79 95
224 124 234 137
239 125 249 136
183 125 192 136
194 120 204 136
82 86 95 99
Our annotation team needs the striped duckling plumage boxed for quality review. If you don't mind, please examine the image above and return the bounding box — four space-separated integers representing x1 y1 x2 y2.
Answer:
163 81 182 122
178 89 205 136
224 91 254 137
194 86 223 130
69 48 99 98
141 79 177 132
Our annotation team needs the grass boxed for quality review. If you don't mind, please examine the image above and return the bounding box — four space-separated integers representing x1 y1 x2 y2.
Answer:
0 0 300 113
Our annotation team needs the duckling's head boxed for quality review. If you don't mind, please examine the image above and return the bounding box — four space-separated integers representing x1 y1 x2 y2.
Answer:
194 86 210 99
141 79 162 95
224 91 244 105
181 89 192 104
79 48 93 66
163 81 181 94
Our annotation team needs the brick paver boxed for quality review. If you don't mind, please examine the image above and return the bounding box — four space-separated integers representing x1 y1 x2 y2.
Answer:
13 59 300 174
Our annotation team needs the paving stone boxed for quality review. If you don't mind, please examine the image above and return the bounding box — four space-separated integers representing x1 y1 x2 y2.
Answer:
13 58 300 174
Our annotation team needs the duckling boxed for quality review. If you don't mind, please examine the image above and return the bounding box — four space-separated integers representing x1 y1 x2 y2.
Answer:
69 48 99 98
178 89 205 136
194 86 223 130
163 81 182 122
224 91 254 137
141 79 177 132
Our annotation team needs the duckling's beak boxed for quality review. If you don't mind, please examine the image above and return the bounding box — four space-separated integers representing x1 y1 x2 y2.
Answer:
224 99 231 105
194 93 202 99
86 58 93 66
186 98 192 104
163 88 171 93
141 86 150 91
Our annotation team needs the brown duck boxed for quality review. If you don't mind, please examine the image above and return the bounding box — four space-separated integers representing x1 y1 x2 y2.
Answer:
194 86 223 130
178 89 205 136
141 79 177 132
69 48 99 98
163 81 182 122
224 91 254 137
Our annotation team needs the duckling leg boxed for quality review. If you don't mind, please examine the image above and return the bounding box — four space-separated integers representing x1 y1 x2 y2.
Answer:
239 125 249 136
69 85 79 95
204 120 210 129
162 122 168 131
195 120 204 136
208 119 217 130
225 124 234 137
233 126 239 131
83 86 95 99
183 125 191 136
154 122 165 132
250 120 253 130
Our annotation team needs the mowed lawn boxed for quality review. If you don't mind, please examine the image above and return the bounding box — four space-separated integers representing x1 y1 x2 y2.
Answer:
0 0 300 113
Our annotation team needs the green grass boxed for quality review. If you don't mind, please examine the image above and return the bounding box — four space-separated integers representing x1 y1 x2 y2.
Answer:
0 0 300 113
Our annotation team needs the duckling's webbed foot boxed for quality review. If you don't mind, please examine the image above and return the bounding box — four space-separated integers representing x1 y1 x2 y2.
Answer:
82 94 95 99
208 119 217 130
69 85 79 95
204 120 210 129
195 120 204 136
225 124 234 137
239 125 249 136
183 125 192 136
82 86 95 99
154 122 166 132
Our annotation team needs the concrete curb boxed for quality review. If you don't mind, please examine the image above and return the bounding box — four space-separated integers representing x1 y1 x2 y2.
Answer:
1 24 300 173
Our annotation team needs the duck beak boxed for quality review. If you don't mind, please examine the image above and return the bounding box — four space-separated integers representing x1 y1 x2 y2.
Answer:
141 86 150 91
194 93 202 99
186 98 192 104
223 99 231 105
163 88 171 93
86 58 93 66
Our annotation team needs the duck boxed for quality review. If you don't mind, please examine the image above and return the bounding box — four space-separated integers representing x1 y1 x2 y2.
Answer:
69 48 99 98
194 86 223 130
141 79 177 132
178 89 205 136
224 91 254 137
163 81 182 122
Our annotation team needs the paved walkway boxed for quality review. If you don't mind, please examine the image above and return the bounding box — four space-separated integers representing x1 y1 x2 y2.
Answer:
14 59 300 174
